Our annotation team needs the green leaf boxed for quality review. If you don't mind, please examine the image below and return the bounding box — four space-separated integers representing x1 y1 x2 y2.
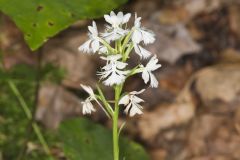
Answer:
0 0 127 51
59 118 150 160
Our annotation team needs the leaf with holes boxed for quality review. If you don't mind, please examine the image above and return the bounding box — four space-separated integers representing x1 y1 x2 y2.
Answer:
59 118 150 160
0 0 127 50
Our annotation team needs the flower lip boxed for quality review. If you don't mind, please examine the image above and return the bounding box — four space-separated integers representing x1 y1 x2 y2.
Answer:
81 99 96 115
98 54 129 86
119 89 145 117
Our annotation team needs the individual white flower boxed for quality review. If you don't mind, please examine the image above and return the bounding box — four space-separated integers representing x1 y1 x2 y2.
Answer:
80 84 97 114
78 21 100 53
133 43 151 59
97 54 129 86
81 84 111 116
141 55 161 88
81 99 96 115
102 11 131 41
119 89 145 117
104 11 131 27
132 14 155 45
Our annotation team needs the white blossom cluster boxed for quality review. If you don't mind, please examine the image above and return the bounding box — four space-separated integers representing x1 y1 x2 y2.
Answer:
78 11 161 117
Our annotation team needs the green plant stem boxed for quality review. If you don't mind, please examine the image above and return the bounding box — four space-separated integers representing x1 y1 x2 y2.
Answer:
113 84 123 160
7 81 53 159
96 85 113 117
123 43 134 62
99 38 117 54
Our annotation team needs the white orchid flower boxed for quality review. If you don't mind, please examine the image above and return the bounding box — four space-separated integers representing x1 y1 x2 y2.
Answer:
141 55 161 88
78 21 100 53
80 84 112 117
131 14 155 59
102 11 131 41
104 11 131 27
81 99 96 115
80 84 97 114
119 89 145 117
97 54 129 86
132 14 155 45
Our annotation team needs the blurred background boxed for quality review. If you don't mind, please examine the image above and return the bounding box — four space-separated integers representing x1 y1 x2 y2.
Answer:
1 0 240 160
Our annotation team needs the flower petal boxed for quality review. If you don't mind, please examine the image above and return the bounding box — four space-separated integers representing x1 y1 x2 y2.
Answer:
123 13 131 23
129 103 143 117
91 39 100 52
80 84 95 97
82 100 96 115
78 39 92 53
119 95 130 105
132 30 142 44
104 15 112 24
142 70 149 84
141 30 155 44
149 72 158 88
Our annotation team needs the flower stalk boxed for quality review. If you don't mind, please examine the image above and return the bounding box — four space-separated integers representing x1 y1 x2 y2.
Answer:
78 11 161 160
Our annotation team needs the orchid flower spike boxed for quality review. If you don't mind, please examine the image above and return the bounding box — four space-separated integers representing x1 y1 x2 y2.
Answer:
78 21 100 53
97 54 129 86
141 55 161 88
119 89 145 117
78 11 161 160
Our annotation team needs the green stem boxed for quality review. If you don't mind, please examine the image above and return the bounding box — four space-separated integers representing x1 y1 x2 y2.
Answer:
7 81 53 159
122 30 133 51
113 84 123 160
98 38 117 54
123 43 134 62
96 85 113 117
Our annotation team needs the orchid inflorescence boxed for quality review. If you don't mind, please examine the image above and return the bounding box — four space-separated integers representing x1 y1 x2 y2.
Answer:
79 11 161 117
78 11 161 160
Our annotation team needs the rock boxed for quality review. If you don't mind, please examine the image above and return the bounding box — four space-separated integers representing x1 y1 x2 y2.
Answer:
42 29 98 89
36 84 83 128
147 22 201 64
184 113 240 159
194 64 240 106
187 114 224 156
138 98 195 142
138 62 240 143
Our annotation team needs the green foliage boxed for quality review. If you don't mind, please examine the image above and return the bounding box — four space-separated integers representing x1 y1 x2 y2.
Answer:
0 63 64 160
59 118 150 160
0 0 127 50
